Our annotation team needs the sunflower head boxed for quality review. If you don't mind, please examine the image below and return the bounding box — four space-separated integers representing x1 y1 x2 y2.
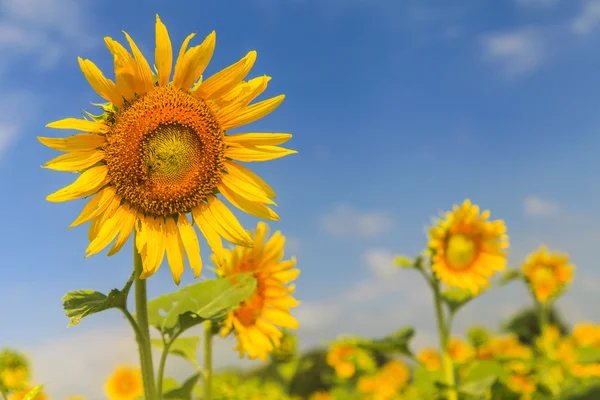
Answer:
326 342 375 379
357 360 410 399
40 15 296 285
572 323 600 348
104 366 143 400
215 222 299 360
417 348 442 371
0 349 30 392
429 200 509 295
521 245 574 304
448 337 475 364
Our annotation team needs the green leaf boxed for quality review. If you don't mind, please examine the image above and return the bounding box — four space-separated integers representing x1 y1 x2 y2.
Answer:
151 336 201 369
442 287 474 314
62 274 133 327
163 372 201 400
356 326 415 356
462 360 509 384
22 385 44 400
458 376 497 398
394 255 414 268
412 367 444 399
161 377 180 394
497 268 523 287
577 346 600 363
146 274 257 335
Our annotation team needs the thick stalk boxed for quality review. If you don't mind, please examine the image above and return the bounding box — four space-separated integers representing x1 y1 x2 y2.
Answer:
204 321 214 400
433 281 458 400
133 234 158 400
539 301 549 337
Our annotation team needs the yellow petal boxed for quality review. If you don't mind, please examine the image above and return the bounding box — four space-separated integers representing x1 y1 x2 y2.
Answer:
261 232 285 263
88 196 121 241
140 217 167 278
107 205 137 256
221 94 285 130
43 150 105 172
261 308 299 329
172 32 196 87
155 14 173 87
38 134 106 153
177 214 203 278
46 119 109 134
122 31 155 95
225 145 297 162
173 31 216 90
225 161 276 199
268 296 300 310
85 205 128 257
205 195 253 247
46 165 109 202
165 217 185 285
218 76 271 122
104 37 136 99
69 186 117 229
218 183 279 221
197 51 257 99
272 269 300 284
192 204 224 257
220 173 275 204
224 133 292 147
77 58 123 107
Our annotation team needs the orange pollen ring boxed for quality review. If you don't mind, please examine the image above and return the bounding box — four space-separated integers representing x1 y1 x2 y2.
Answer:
103 86 225 217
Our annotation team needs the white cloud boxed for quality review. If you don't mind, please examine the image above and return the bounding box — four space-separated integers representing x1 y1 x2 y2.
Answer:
571 0 600 35
0 124 19 160
523 195 560 217
321 205 393 237
480 29 545 76
362 248 398 281
285 236 301 255
516 0 559 8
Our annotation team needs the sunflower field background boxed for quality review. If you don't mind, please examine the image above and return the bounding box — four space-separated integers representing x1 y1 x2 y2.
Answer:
2 1 600 400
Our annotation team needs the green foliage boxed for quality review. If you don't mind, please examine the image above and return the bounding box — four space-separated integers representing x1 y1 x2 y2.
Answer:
459 360 509 398
62 286 131 327
442 287 475 314
21 385 43 400
146 274 257 337
497 268 524 287
163 373 201 400
288 349 333 397
355 326 415 356
151 336 201 369
501 305 569 346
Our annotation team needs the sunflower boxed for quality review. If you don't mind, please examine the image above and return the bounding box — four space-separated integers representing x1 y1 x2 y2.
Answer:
429 199 509 294
521 246 574 303
0 349 30 392
104 366 143 400
416 348 441 371
8 387 50 400
448 337 475 364
357 360 410 400
215 222 299 360
572 323 600 348
39 15 295 284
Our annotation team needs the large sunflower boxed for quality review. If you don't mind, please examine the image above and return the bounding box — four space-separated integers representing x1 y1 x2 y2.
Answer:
39 15 295 284
214 222 299 360
429 199 509 294
521 245 574 303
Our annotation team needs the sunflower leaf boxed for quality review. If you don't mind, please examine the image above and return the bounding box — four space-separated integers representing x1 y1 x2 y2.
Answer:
22 385 44 400
355 326 415 356
163 372 201 400
497 268 523 287
151 337 201 370
146 274 257 336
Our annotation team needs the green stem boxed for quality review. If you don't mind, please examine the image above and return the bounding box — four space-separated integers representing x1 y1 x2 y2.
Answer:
433 280 457 400
0 387 8 400
133 233 158 400
156 331 181 399
204 321 214 400
539 301 549 336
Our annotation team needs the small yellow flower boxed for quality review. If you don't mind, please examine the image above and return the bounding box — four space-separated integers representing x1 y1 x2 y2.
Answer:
508 374 536 397
521 245 574 303
477 335 532 360
358 360 410 400
572 322 600 347
308 391 333 400
429 200 509 294
326 343 374 379
417 348 441 371
8 387 50 400
216 222 300 361
448 337 475 364
104 366 143 400
571 363 600 378
0 349 30 392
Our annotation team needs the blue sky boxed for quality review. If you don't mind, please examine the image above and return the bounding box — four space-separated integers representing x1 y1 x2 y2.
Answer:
2 0 600 398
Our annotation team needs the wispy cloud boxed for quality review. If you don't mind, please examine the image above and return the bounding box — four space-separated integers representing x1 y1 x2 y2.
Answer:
515 0 560 8
571 0 600 35
523 195 561 217
480 29 545 77
321 205 393 237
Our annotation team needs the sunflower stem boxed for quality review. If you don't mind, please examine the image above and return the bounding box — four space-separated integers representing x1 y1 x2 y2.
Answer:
203 321 214 400
538 301 549 337
432 279 458 400
156 331 181 399
133 234 158 400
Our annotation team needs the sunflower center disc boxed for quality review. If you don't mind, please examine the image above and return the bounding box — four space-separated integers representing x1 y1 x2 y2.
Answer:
104 86 225 217
446 233 477 270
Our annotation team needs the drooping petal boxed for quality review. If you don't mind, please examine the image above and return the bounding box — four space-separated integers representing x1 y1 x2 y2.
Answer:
173 31 216 90
46 119 109 134
140 217 167 278
85 205 129 257
69 186 117 229
154 14 173 87
205 195 254 247
38 134 106 153
42 150 105 172
122 31 155 95
224 133 292 147
107 205 138 256
225 145 297 162
261 308 299 329
77 58 123 107
88 195 121 241
221 95 285 130
177 213 203 278
46 165 109 202
196 51 257 99
224 161 276 199
218 183 279 221
220 173 275 204
164 217 185 285
192 204 224 256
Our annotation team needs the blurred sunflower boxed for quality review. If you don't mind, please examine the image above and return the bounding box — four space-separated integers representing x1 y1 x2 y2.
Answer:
308 392 333 400
0 349 30 392
215 222 299 360
357 360 410 400
39 15 295 284
448 337 475 364
417 348 441 371
507 373 536 399
521 246 573 303
104 366 143 400
429 200 509 294
477 334 532 361
326 343 374 379
571 322 600 348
